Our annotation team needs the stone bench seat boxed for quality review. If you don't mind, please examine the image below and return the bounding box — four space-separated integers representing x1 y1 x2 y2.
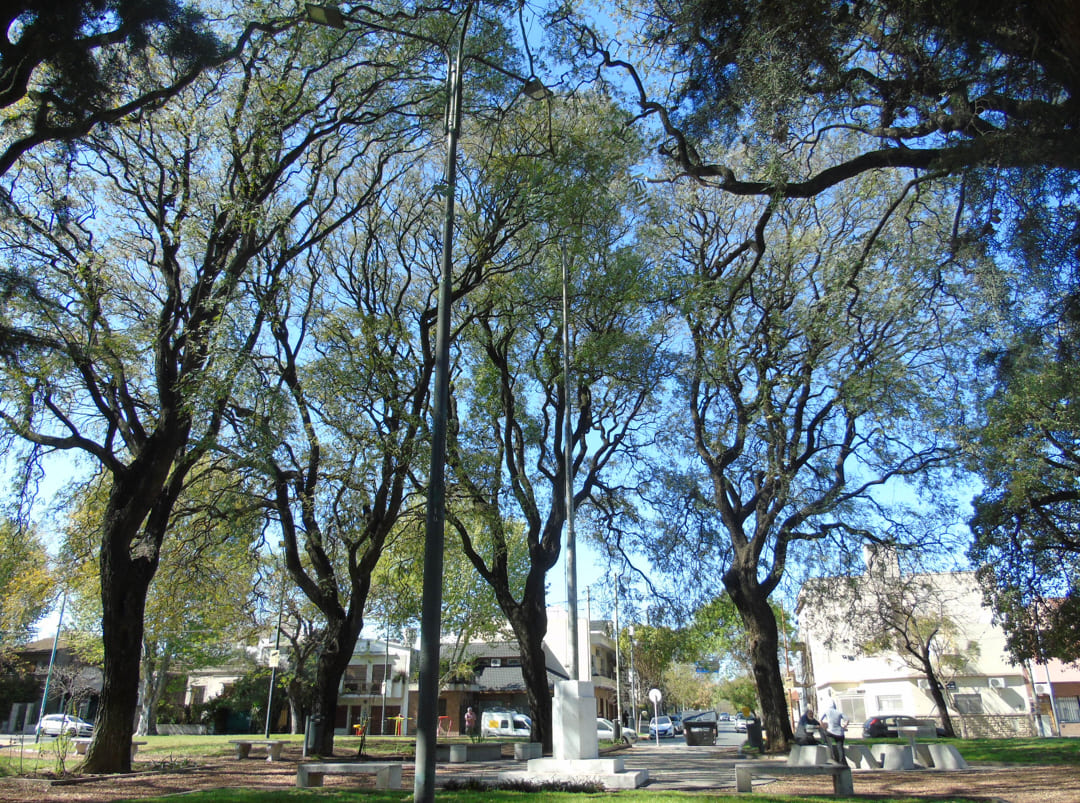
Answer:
228 739 287 761
296 761 402 789
735 762 854 795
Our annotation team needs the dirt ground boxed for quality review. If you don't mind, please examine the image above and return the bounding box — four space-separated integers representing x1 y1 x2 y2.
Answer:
1 744 1078 802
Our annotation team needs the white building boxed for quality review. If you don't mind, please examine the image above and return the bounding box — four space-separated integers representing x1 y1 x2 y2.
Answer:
797 561 1038 738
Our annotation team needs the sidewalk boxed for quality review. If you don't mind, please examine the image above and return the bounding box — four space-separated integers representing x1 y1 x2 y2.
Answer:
436 742 740 791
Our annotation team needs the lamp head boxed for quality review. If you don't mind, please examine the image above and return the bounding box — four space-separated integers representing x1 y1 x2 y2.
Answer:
305 3 346 28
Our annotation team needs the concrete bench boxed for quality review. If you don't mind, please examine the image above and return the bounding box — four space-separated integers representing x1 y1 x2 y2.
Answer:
845 744 880 769
514 742 543 760
434 743 504 762
74 739 146 759
229 739 286 761
735 762 854 795
873 743 915 770
296 761 402 789
926 743 968 769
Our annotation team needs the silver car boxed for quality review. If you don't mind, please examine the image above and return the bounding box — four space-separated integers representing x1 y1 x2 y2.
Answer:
37 714 93 738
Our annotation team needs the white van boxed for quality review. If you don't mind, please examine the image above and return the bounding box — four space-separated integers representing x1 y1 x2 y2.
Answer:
480 710 532 738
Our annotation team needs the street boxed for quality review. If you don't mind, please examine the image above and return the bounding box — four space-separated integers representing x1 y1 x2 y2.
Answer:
635 719 744 748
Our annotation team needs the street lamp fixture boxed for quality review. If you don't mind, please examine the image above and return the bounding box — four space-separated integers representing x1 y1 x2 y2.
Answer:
304 3 345 28
522 76 554 100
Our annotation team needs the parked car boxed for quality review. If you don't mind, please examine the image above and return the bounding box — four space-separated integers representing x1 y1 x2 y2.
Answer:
649 715 675 738
480 710 532 738
718 712 731 721
862 714 946 739
597 717 638 743
734 714 747 733
37 714 93 738
670 713 684 735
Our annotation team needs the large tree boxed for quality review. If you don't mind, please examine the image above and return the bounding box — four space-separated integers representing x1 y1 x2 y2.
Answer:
447 94 662 750
966 170 1080 662
0 13 416 770
639 159 973 750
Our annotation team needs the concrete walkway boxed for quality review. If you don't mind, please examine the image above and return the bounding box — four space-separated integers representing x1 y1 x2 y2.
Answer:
436 742 741 791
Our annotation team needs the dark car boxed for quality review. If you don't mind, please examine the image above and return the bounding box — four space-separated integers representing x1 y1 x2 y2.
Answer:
862 715 946 739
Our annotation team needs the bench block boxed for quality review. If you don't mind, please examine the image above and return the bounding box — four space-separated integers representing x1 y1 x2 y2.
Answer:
927 743 968 770
297 761 402 790
845 745 880 769
787 744 830 766
874 743 914 770
514 742 543 760
735 762 853 795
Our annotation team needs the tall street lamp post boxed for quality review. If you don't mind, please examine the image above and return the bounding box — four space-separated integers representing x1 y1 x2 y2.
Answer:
302 6 465 795
561 243 579 680
412 6 474 799
304 5 550 801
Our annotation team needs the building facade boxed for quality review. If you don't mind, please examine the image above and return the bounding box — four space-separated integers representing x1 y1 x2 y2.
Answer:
797 564 1062 738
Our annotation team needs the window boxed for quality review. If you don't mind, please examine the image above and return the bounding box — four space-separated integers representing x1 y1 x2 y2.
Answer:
876 695 903 713
839 696 865 724
343 665 367 693
954 693 984 715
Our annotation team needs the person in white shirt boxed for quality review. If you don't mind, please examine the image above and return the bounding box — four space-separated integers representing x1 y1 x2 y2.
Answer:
820 703 848 764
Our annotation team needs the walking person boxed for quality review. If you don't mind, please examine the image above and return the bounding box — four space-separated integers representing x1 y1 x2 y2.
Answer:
821 702 848 765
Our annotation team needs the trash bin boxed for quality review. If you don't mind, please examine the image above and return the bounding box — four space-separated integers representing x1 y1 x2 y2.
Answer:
304 715 325 755
684 720 717 746
745 718 763 750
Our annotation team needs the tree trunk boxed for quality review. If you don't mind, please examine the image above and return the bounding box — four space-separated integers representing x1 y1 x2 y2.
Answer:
83 550 155 772
920 652 957 737
139 647 172 738
82 454 184 773
723 565 793 752
508 603 552 752
307 620 361 756
287 678 303 735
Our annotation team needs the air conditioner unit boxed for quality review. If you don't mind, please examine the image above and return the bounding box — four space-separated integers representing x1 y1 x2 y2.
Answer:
988 677 1006 689
490 658 502 667
917 678 931 690
1034 683 1051 696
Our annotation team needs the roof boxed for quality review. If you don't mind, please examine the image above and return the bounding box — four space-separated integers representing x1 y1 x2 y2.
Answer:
471 665 569 693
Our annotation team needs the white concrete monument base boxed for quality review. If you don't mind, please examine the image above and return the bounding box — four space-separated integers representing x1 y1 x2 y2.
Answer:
499 681 647 789
553 680 598 760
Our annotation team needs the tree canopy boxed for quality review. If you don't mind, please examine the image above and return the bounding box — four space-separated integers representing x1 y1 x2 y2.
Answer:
597 0 1080 195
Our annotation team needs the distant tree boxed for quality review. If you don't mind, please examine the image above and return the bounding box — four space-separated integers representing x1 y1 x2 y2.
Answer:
715 674 758 715
662 663 715 711
0 518 52 650
447 92 659 751
835 551 978 738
